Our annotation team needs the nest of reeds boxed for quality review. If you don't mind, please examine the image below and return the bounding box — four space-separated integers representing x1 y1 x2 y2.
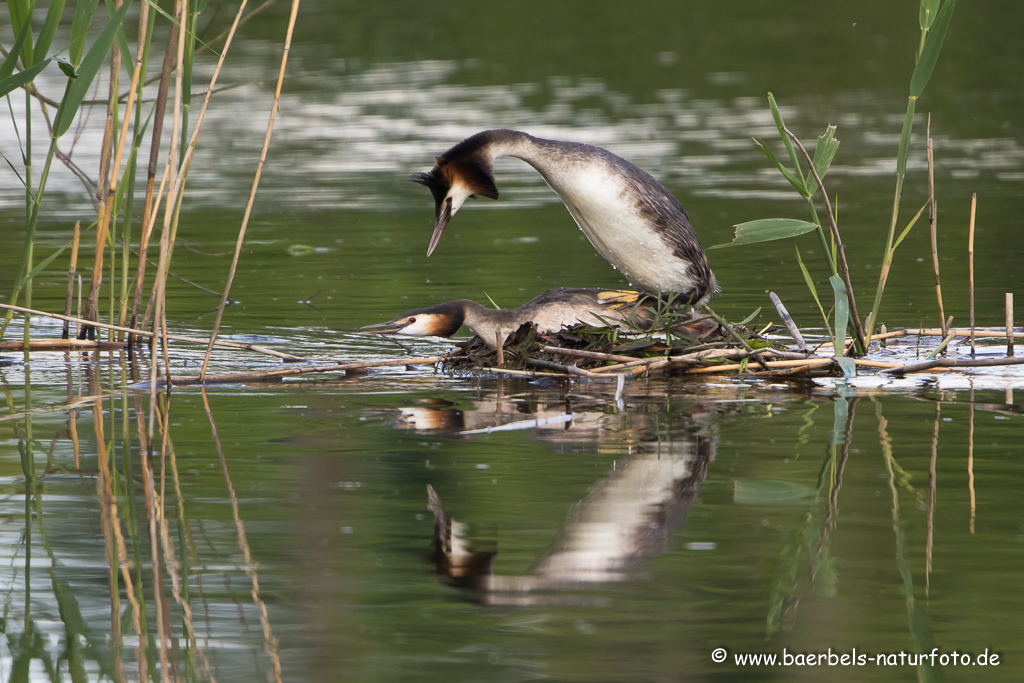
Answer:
441 306 792 377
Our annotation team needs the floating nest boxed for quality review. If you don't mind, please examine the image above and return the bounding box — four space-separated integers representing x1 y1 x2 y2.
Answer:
439 311 803 377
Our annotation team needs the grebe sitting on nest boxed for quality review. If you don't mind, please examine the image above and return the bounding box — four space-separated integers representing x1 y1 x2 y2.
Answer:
363 288 714 349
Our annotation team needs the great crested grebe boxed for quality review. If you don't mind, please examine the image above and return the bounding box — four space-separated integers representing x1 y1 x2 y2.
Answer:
363 288 714 349
414 129 717 304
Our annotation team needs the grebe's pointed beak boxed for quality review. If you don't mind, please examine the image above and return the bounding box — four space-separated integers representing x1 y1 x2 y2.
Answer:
361 320 408 335
426 197 453 257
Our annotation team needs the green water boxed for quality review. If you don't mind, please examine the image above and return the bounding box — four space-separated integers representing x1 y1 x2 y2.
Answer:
2 1 1024 681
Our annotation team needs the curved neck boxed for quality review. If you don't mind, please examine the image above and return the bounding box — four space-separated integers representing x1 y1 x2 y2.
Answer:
459 301 523 341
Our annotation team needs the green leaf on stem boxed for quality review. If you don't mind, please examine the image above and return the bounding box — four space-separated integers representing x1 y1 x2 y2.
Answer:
795 245 832 340
35 0 68 68
54 0 135 138
809 125 840 196
830 274 856 378
892 201 929 252
0 60 51 99
910 0 957 97
709 219 818 250
919 0 940 31
737 307 762 326
753 138 811 198
17 245 69 288
0 23 32 79
70 0 102 67
767 92 804 181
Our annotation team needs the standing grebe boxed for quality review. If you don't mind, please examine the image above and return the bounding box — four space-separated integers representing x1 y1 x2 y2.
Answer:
414 130 717 304
363 288 714 349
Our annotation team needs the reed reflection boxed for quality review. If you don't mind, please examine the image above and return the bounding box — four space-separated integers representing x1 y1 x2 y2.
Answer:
0 353 283 683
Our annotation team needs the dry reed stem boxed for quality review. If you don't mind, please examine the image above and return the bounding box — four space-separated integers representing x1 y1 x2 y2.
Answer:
926 115 947 338
148 0 190 453
1007 294 1014 357
0 302 305 360
969 193 977 356
926 401 938 597
769 291 807 351
525 358 613 378
91 398 125 681
139 426 171 683
0 339 124 352
482 367 569 379
541 346 641 363
783 127 868 355
199 0 301 382
882 356 1024 375
170 355 450 385
201 389 282 683
158 437 218 683
135 164 170 333
870 326 1024 341
968 385 976 534
63 222 80 339
130 4 180 333
82 0 125 335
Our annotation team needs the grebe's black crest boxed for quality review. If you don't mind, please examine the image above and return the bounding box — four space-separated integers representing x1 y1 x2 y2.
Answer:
412 131 507 219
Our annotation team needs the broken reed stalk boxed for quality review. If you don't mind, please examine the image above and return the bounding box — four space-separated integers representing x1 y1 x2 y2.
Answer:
495 331 504 368
926 115 947 338
769 291 807 351
63 221 81 339
968 193 977 356
784 126 867 355
199 0 299 382
1007 294 1014 357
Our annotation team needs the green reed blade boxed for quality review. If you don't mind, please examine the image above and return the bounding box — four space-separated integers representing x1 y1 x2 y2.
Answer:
69 0 101 66
753 137 810 198
795 245 832 340
768 92 805 183
910 0 956 98
34 0 68 67
0 22 31 79
16 244 69 288
809 125 840 196
737 307 762 326
892 201 929 252
919 0 939 30
5 0 34 66
708 218 818 249
53 0 134 138
0 60 49 99
830 274 855 378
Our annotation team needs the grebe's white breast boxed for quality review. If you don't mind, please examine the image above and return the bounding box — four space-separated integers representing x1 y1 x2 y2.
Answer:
530 155 703 296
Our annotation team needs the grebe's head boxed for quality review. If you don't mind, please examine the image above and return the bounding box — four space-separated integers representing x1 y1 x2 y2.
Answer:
413 134 501 256
362 302 468 338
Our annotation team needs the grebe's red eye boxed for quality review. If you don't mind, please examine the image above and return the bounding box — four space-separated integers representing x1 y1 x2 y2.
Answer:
407 317 416 324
